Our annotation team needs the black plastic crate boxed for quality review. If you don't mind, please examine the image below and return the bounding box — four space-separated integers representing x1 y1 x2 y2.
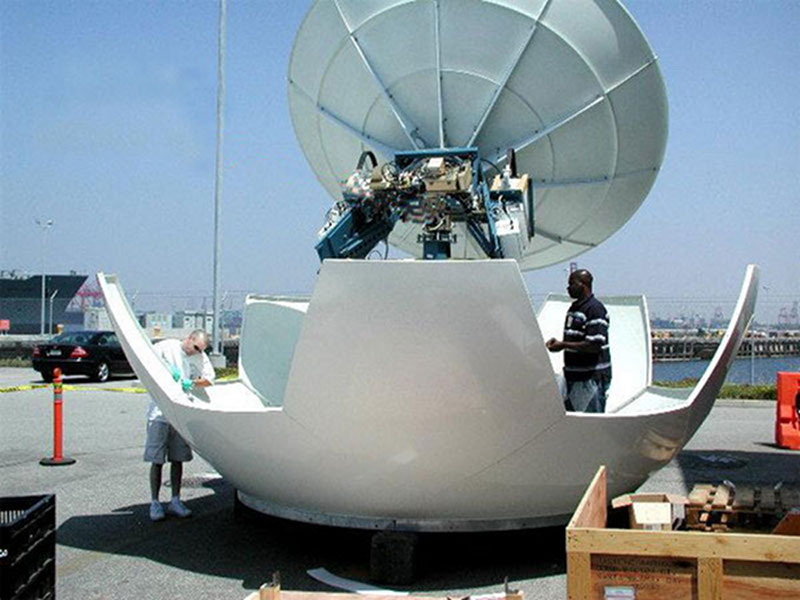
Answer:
0 495 56 600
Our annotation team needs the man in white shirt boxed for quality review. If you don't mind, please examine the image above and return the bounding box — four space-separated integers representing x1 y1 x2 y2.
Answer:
144 329 215 521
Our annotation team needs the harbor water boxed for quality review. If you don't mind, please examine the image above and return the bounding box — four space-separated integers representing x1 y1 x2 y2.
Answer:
653 355 800 385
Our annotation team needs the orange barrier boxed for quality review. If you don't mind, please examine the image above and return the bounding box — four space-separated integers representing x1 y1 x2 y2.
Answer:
40 368 76 466
775 371 800 450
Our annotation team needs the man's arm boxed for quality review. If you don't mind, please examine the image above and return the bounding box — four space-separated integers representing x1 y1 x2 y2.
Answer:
192 353 216 387
546 338 602 353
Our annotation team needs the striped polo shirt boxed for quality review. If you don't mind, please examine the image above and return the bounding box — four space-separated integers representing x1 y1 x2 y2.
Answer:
563 294 611 382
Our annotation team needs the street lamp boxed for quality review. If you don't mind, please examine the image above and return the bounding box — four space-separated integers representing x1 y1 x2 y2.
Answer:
35 219 54 335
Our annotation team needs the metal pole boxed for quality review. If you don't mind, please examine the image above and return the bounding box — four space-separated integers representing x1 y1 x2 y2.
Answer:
35 219 54 335
41 233 45 334
49 290 58 334
212 0 226 361
746 314 755 385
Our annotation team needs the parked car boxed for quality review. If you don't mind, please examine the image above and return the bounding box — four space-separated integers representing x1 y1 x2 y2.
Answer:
32 330 134 382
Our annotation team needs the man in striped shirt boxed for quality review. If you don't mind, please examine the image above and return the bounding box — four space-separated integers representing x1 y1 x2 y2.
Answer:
546 269 611 413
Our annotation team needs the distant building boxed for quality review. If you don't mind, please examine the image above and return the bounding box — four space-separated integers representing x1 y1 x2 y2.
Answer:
133 309 216 341
84 306 111 330
173 310 214 334
0 271 87 334
138 312 171 330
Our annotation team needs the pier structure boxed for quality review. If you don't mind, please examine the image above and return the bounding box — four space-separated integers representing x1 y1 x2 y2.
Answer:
2 334 799 364
652 335 800 362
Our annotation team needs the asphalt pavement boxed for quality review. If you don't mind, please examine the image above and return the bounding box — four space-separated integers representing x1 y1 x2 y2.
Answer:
1 366 797 600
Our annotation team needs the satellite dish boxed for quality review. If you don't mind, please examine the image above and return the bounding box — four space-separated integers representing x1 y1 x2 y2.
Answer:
288 0 668 270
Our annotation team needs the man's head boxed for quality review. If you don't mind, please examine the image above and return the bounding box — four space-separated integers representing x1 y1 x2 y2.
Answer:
567 269 593 300
182 329 209 356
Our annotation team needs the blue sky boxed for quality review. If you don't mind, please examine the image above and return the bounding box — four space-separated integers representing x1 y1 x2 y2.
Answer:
1 0 798 321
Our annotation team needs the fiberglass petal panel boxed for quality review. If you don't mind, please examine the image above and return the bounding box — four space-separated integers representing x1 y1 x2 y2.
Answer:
363 94 419 151
567 170 657 243
289 0 351 98
543 99 617 181
318 39 386 132
601 296 651 411
521 238 593 269
533 180 611 239
288 86 340 198
473 89 545 160
486 0 549 18
440 71 498 147
319 118 378 185
439 0 535 81
386 73 443 149
355 1 436 84
336 0 411 30
515 142 556 190
355 1 439 146
606 62 668 174
542 0 654 91
505 22 604 128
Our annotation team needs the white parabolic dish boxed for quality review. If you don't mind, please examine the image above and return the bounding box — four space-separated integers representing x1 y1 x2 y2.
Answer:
289 0 668 269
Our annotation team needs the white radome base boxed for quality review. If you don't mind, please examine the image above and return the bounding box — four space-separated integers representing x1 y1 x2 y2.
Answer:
98 260 758 531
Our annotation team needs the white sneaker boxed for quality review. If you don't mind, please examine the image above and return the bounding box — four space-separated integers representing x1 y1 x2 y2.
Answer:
166 498 192 518
150 501 165 522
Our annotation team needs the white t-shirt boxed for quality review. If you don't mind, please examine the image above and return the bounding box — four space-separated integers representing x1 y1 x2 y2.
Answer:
146 338 216 422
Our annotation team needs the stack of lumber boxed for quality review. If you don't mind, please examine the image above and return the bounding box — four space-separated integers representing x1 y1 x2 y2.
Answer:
687 483 800 532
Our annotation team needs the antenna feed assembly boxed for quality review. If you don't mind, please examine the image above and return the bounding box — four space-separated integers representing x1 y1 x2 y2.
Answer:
315 147 533 262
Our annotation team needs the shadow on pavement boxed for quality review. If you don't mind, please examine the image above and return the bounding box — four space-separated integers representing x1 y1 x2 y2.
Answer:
56 478 565 594
55 448 800 594
674 449 800 487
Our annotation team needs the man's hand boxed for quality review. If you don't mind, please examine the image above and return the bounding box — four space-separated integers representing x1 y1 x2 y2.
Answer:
546 338 564 352
192 378 213 388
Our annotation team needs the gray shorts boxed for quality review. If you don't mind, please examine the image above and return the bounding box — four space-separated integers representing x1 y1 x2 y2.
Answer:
144 420 193 464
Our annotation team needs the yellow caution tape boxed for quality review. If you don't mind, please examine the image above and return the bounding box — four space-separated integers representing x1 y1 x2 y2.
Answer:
0 384 147 394
63 385 148 393
0 376 239 393
0 384 49 393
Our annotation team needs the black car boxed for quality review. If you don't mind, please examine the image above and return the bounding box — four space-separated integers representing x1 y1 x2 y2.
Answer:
32 330 134 382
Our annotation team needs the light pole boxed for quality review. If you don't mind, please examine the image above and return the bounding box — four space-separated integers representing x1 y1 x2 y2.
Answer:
48 290 58 334
35 219 54 335
211 0 226 365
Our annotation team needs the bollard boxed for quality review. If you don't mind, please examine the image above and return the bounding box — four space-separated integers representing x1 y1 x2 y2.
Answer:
40 368 76 466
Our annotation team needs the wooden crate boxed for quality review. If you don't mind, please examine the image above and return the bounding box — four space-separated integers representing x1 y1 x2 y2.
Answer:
566 466 800 600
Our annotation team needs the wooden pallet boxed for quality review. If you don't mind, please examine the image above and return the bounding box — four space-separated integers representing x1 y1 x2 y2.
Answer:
567 467 800 600
245 587 524 600
244 574 524 600
687 483 800 532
